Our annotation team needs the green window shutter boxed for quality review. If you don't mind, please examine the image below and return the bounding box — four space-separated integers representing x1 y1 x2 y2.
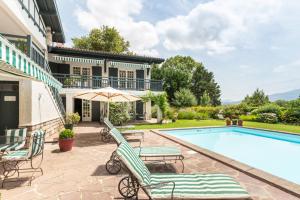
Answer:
32 66 35 77
12 51 16 67
18 55 22 69
28 63 31 75
23 59 27 73
6 46 9 64
0 41 2 60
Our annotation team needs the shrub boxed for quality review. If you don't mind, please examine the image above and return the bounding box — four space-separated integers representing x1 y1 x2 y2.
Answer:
283 109 300 124
251 103 282 116
151 106 157 118
109 103 130 126
257 113 278 124
66 112 81 124
222 105 243 119
178 110 196 120
239 115 257 121
59 129 74 139
282 99 300 124
166 108 178 121
173 89 197 108
195 112 209 120
192 106 221 119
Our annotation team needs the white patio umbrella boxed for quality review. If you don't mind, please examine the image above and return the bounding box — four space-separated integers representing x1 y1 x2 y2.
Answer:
74 87 141 119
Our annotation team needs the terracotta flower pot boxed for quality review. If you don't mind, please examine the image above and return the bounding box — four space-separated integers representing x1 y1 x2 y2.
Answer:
59 138 74 152
238 119 243 126
226 120 231 126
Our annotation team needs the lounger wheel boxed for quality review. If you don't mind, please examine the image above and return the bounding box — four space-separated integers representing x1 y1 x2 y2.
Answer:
105 159 121 174
118 176 139 198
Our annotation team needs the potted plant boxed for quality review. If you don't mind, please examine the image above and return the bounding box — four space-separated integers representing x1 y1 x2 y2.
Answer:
225 117 231 126
232 119 238 126
59 129 74 152
64 112 81 130
238 119 243 126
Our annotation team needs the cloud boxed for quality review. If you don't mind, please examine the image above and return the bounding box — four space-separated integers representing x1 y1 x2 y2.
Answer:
156 0 282 55
273 59 300 73
74 0 159 56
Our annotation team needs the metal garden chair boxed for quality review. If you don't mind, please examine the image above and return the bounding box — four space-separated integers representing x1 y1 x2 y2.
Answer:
0 128 27 152
116 142 251 200
1 129 46 187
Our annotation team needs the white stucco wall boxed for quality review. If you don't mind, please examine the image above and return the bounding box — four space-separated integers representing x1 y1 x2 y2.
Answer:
19 79 62 126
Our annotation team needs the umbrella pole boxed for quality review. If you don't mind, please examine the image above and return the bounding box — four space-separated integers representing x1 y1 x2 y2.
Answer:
107 101 109 119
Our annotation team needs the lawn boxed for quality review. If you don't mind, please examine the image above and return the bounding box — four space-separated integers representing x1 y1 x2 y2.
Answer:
129 120 300 134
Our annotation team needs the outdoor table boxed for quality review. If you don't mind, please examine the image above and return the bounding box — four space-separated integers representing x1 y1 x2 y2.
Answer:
0 136 22 153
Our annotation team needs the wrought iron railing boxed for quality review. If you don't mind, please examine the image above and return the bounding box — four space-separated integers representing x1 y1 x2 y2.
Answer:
53 73 163 91
49 86 66 118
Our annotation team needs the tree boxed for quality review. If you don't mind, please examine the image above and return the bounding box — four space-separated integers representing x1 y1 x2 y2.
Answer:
200 91 211 106
242 88 270 107
158 56 195 101
72 26 130 53
173 89 197 108
155 55 221 106
191 64 221 106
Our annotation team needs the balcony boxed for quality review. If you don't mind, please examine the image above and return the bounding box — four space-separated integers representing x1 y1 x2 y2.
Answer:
53 73 163 92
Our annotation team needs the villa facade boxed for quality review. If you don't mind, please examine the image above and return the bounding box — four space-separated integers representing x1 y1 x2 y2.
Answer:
48 47 164 122
0 0 164 134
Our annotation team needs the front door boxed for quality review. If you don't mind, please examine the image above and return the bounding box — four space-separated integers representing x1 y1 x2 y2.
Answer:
82 100 91 121
0 82 19 135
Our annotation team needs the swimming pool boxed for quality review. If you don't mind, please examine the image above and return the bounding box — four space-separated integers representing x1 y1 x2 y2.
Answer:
161 127 300 185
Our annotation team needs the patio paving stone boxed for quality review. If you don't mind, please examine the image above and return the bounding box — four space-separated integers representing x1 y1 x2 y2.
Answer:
0 122 299 200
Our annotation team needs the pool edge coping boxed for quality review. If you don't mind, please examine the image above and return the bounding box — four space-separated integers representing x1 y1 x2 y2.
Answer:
151 127 300 198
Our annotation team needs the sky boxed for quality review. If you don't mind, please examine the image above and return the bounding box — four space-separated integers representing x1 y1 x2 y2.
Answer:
56 0 300 101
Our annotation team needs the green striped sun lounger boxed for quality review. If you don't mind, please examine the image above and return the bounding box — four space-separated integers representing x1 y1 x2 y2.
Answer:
102 118 144 141
105 128 184 174
116 142 251 200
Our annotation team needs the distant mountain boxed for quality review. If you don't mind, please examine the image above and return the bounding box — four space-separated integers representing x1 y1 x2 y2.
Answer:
222 99 241 105
222 89 300 105
269 89 300 101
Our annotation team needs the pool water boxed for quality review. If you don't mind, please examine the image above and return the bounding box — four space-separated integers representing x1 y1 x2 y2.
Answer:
162 127 300 185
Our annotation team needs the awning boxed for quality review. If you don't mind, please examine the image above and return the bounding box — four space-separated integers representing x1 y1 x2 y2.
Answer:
0 61 33 79
53 55 104 65
109 61 150 69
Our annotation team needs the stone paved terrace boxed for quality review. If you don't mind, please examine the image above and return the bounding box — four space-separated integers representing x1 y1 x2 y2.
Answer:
0 122 299 200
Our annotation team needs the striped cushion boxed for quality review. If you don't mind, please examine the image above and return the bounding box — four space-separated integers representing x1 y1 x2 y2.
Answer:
1 150 29 161
116 142 151 186
134 147 182 157
110 128 126 144
150 173 250 199
5 128 27 151
28 130 45 158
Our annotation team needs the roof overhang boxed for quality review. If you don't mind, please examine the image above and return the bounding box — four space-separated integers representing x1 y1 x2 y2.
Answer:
36 0 65 43
48 46 165 64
